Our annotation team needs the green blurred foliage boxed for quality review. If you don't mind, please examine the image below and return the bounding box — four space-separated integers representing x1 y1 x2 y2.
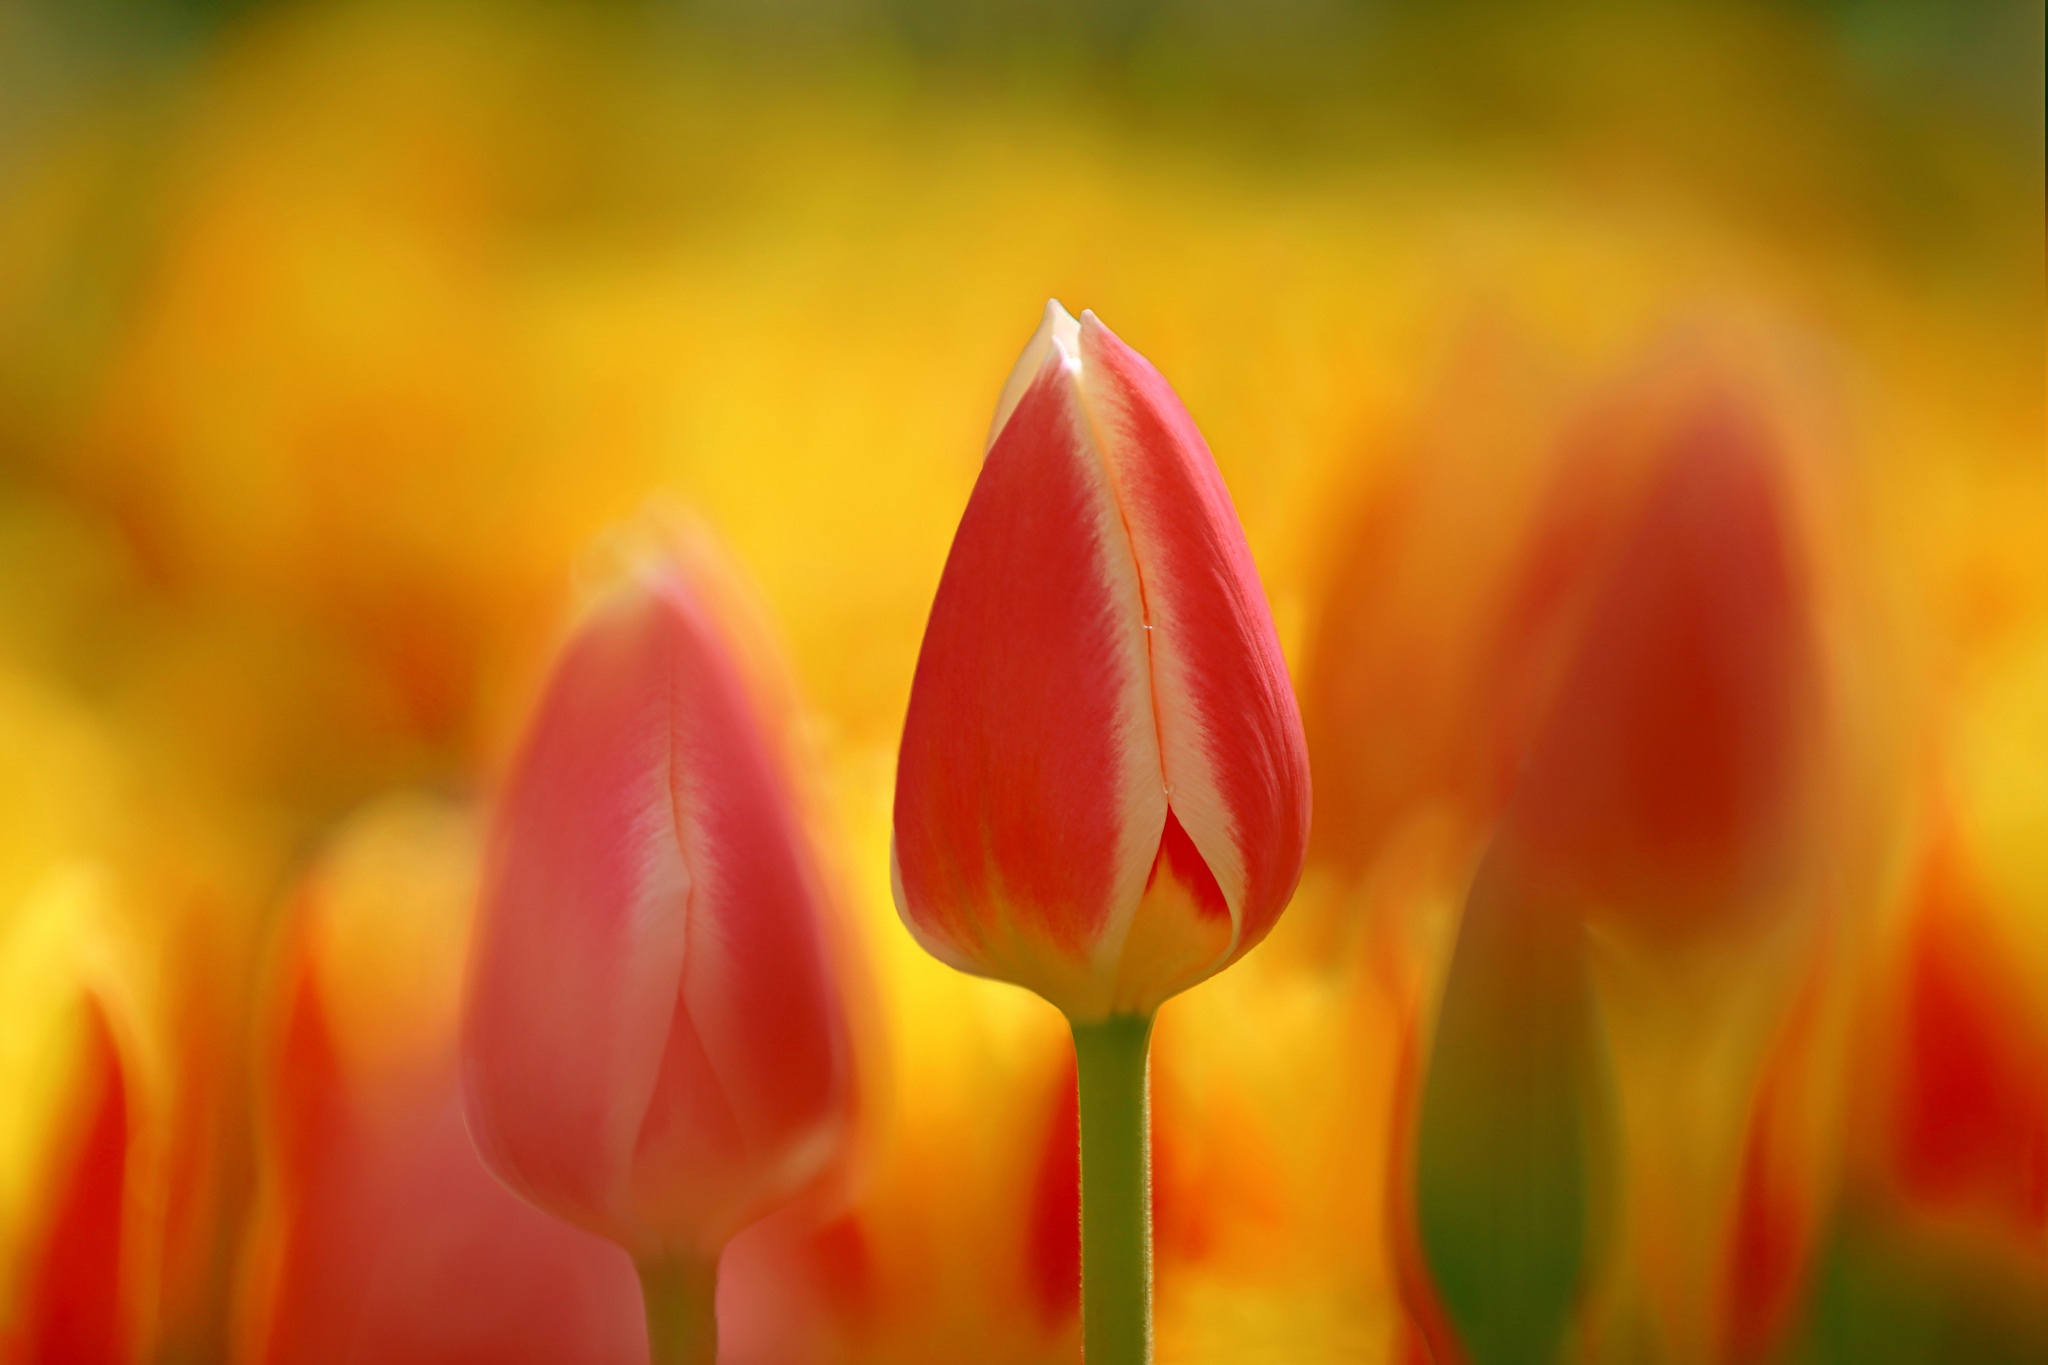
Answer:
1790 1212 2048 1364
1415 848 1615 1365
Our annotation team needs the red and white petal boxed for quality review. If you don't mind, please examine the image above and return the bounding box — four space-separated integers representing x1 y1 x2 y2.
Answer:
893 330 1166 1020
985 299 1083 454
640 575 852 1247
1077 312 1311 971
461 580 695 1247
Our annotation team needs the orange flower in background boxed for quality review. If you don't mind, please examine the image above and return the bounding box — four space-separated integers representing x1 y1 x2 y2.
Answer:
235 797 647 1365
460 538 860 1358
893 300 1311 1021
0 857 241 1365
1872 827 2048 1253
0 663 257 1365
0 872 154 1365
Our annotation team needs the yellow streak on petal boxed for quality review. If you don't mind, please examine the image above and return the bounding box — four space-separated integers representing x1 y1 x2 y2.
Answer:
1110 853 1235 1017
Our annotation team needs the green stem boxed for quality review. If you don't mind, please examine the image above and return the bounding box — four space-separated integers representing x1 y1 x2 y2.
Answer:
1072 1011 1156 1365
635 1247 720 1365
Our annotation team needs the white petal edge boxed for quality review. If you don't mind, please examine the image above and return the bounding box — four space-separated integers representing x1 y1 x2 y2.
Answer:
986 298 1084 454
1073 312 1252 973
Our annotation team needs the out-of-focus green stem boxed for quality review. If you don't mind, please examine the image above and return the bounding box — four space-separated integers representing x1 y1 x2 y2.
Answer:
1072 1010 1156 1365
636 1247 720 1365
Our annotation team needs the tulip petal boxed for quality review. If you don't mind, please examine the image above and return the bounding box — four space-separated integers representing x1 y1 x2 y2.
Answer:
1111 809 1234 1013
633 577 851 1244
16 1003 130 1365
467 554 856 1252
1076 313 1310 964
894 332 1166 1018
986 299 1083 454
350 1099 650 1365
462 582 695 1243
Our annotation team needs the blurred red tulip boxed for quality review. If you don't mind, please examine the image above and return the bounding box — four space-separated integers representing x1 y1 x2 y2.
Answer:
236 798 647 1365
11 1003 131 1365
1500 395 1817 940
893 300 1311 1020
0 870 174 1365
461 551 857 1259
1882 833 2048 1246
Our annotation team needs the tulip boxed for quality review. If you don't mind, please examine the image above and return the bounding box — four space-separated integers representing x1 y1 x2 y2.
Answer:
893 301 1310 1362
0 868 163 1365
1497 395 1816 941
1881 830 2048 1250
1416 385 1823 1363
461 546 858 1365
1798 828 2048 1363
237 796 648 1365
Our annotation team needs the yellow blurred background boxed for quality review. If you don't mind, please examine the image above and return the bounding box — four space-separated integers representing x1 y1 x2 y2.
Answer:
0 0 2040 1361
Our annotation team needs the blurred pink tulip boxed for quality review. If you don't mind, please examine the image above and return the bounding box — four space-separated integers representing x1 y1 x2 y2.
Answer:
240 887 647 1365
893 300 1311 1020
461 554 857 1262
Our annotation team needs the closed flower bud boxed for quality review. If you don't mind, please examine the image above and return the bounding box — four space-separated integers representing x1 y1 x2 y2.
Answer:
893 300 1311 1021
1501 396 1817 941
461 549 856 1259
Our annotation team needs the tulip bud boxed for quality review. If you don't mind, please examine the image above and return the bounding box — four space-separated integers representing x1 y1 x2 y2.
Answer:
1480 386 1824 1359
893 300 1311 1022
460 549 857 1271
1499 396 1817 941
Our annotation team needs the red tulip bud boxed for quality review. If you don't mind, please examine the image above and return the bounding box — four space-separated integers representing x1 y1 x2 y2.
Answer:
893 301 1311 1020
1501 398 1816 939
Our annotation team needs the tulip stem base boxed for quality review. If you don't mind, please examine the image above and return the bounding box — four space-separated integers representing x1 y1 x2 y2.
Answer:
636 1248 720 1365
1072 1011 1156 1365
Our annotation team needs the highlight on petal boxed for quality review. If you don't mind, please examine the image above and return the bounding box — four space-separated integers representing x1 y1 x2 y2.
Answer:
986 299 1083 453
461 579 697 1245
629 570 855 1242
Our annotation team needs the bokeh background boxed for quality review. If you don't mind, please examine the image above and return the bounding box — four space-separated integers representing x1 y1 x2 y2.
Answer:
0 0 2040 1361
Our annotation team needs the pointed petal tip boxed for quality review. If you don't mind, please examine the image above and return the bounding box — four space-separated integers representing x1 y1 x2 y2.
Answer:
1045 299 1082 355
988 300 1085 452
1076 308 1117 348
